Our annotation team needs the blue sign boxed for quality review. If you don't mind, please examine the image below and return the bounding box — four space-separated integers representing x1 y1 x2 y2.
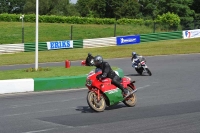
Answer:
116 35 140 45
47 40 73 50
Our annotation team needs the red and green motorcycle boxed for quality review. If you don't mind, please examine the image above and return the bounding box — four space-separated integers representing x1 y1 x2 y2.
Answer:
86 69 137 112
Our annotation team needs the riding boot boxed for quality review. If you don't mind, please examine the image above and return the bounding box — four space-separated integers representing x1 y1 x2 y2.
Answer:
123 88 130 97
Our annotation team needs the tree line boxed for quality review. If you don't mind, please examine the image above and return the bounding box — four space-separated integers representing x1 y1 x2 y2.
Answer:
0 0 200 29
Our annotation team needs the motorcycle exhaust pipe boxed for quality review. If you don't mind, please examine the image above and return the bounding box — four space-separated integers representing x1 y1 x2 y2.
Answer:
123 89 138 100
131 89 137 94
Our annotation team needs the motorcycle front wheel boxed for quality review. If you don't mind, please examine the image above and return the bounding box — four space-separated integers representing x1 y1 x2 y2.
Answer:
145 68 152 76
87 91 106 112
123 86 137 107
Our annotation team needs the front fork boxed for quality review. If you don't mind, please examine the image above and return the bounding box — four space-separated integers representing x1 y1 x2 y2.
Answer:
90 88 101 102
97 89 100 101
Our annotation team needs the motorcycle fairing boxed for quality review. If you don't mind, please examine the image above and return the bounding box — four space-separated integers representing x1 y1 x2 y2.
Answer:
104 88 124 106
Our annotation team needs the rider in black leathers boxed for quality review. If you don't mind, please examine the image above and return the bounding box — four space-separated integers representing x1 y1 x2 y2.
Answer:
93 55 129 97
85 53 94 66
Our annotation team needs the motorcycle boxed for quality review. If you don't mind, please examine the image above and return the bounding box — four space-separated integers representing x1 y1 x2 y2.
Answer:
85 69 137 112
81 58 94 66
132 59 152 76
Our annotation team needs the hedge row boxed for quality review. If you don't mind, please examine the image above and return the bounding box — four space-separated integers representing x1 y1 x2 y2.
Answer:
0 13 158 25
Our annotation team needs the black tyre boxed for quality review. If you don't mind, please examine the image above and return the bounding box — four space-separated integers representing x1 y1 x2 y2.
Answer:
123 86 137 107
135 68 142 75
87 91 106 112
146 68 152 76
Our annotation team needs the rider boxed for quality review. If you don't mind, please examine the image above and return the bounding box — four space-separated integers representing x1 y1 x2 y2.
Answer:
131 52 146 68
85 53 94 66
93 55 130 97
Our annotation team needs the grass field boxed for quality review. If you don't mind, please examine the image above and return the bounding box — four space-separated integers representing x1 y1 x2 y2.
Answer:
0 21 199 80
0 22 161 44
0 66 120 80
0 66 94 80
0 37 200 66
0 38 199 80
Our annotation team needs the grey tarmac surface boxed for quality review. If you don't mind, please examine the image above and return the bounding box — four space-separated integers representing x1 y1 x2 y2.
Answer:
0 54 200 133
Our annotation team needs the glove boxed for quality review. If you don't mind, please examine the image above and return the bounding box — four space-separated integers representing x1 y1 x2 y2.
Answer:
96 74 102 80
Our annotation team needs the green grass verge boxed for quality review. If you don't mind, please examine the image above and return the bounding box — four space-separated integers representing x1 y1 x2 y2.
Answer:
0 38 200 66
0 66 94 80
0 22 160 44
0 66 118 80
0 38 199 80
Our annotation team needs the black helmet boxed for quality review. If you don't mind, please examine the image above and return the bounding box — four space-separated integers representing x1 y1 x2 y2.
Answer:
132 52 137 58
88 53 92 57
94 55 103 66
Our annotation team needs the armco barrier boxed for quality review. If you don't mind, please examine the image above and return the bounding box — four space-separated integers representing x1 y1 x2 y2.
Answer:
83 37 116 48
24 42 47 52
140 31 182 42
73 40 83 48
0 44 24 54
0 68 124 94
0 31 183 54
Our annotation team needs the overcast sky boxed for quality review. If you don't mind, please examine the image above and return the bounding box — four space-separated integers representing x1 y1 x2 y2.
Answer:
70 0 77 4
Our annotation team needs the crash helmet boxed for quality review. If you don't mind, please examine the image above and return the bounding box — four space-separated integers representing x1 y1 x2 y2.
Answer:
132 52 137 59
88 53 92 57
94 55 103 66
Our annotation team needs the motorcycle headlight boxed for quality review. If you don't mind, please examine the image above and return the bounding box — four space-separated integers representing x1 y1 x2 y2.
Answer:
86 79 92 86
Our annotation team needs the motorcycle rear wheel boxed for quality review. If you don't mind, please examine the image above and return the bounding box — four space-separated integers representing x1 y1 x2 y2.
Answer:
123 86 137 107
87 91 106 112
135 68 142 75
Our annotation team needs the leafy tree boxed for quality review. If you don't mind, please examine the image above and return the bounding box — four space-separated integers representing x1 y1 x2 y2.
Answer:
138 0 160 19
190 0 200 13
104 0 140 19
0 0 25 13
23 0 70 15
114 0 140 19
139 0 195 29
77 0 140 19
92 0 106 17
64 3 80 16
190 0 200 28
0 0 9 13
76 0 95 17
157 12 180 30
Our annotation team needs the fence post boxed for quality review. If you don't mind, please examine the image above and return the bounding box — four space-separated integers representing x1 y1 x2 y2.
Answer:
114 23 116 37
22 26 24 43
70 25 73 40
20 15 25 43
153 22 156 33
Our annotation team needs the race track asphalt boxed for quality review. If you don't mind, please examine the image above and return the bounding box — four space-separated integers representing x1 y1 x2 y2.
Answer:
0 54 200 133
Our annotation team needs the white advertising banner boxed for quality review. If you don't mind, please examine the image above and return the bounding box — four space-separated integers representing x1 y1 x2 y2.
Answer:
182 29 200 39
47 40 73 50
